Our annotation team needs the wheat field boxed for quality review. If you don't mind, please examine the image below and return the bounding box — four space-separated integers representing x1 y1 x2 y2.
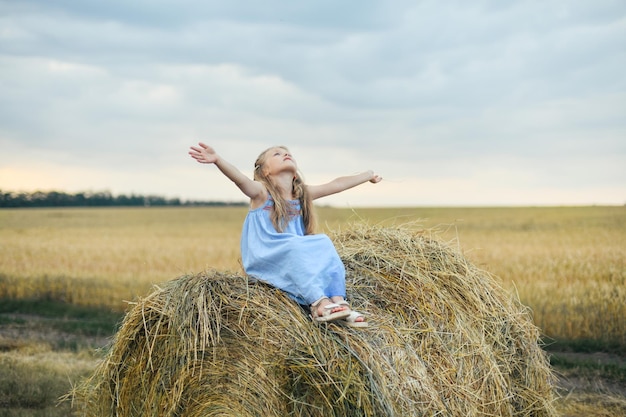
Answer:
1 205 624 347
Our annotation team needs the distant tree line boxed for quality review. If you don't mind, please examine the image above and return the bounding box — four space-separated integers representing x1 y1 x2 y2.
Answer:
0 190 246 208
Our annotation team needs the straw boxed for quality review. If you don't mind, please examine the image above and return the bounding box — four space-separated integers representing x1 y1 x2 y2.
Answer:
69 222 557 416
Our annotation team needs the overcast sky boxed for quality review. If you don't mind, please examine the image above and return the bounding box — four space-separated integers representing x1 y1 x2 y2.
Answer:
1 1 624 207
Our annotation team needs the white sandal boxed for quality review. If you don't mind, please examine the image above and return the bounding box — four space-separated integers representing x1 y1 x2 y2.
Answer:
343 310 369 328
336 300 369 328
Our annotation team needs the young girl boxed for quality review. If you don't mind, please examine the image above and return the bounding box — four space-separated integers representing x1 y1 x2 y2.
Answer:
189 142 382 327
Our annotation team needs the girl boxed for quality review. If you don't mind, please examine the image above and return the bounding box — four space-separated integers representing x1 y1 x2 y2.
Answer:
189 142 382 327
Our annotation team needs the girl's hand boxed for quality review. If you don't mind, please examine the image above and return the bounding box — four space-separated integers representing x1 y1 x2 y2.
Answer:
369 172 383 184
189 142 218 164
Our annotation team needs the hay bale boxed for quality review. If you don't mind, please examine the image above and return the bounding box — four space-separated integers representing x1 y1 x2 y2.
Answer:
70 223 557 416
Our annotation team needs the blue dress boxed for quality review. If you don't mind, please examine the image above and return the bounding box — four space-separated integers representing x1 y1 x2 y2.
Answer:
240 198 346 306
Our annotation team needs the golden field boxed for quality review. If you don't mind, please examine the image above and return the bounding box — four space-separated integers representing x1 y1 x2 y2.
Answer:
1 205 625 416
1 205 624 347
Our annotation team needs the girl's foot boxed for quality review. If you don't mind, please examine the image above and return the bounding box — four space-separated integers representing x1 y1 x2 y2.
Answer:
333 299 368 327
343 310 368 327
310 297 350 322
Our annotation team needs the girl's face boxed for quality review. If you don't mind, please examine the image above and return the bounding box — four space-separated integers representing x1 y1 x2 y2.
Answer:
262 147 297 176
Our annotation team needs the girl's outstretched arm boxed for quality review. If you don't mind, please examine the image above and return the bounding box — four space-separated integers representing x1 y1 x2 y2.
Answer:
189 142 265 201
308 170 382 200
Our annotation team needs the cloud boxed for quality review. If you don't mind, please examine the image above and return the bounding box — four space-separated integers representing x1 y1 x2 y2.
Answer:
0 0 625 206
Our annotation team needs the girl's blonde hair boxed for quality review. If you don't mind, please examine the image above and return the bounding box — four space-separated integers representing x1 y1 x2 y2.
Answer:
254 146 316 235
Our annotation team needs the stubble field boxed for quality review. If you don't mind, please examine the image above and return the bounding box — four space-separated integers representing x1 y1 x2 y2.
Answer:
0 205 624 416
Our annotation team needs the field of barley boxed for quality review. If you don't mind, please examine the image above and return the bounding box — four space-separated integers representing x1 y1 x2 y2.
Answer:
0 205 625 416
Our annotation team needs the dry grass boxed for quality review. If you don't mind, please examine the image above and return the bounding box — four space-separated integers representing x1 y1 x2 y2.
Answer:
321 206 626 349
0 344 97 415
2 206 623 415
0 207 626 344
0 205 624 346
69 223 557 416
557 393 626 417
0 207 246 309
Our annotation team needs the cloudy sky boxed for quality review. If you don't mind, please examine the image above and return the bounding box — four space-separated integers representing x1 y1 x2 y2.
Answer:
1 1 624 207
